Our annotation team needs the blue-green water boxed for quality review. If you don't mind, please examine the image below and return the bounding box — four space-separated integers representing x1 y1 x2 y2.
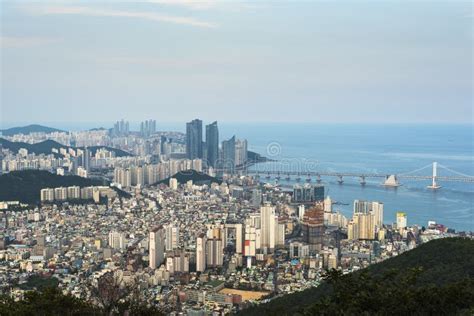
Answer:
221 123 474 232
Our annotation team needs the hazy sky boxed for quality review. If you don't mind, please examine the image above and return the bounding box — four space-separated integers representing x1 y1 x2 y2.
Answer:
1 0 472 125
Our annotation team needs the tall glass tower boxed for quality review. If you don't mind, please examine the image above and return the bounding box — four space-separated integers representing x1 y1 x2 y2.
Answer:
205 121 219 167
186 119 203 159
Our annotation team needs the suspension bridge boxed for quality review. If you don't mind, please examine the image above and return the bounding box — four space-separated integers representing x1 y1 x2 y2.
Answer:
237 162 474 189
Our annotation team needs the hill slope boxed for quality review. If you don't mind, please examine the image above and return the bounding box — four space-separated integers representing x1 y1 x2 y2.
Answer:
1 124 65 136
155 169 221 185
241 238 474 315
0 138 132 157
0 170 108 204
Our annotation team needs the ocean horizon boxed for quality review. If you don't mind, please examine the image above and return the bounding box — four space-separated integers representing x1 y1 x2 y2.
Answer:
2 121 473 231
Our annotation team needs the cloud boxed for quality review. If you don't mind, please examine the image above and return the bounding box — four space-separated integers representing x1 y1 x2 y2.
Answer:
147 0 218 10
96 56 235 70
147 0 263 12
20 5 217 28
0 36 59 48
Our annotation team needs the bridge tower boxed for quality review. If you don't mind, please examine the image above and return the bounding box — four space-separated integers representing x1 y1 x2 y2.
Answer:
383 175 400 187
427 162 441 190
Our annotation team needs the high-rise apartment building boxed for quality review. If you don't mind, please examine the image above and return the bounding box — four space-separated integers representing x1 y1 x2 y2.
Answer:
221 136 236 172
130 166 144 187
114 167 131 188
113 119 129 137
149 226 165 269
293 184 325 203
225 223 243 254
301 204 325 251
108 231 126 250
353 200 384 228
196 234 207 273
40 188 54 202
186 119 203 159
396 212 407 230
260 204 276 251
206 238 223 268
54 187 67 201
251 189 262 207
140 119 156 137
235 139 248 167
67 186 80 199
82 147 90 172
205 121 219 168
165 224 179 251
275 219 286 247
348 213 375 240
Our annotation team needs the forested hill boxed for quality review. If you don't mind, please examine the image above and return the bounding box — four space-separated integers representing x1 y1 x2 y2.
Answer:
0 124 65 136
241 237 474 315
0 138 132 157
156 169 222 185
0 170 109 204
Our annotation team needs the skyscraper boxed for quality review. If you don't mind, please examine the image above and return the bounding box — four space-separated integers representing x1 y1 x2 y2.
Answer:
206 238 223 268
235 139 248 167
140 119 156 137
293 184 325 203
114 167 131 188
225 223 243 254
186 119 203 159
251 189 262 207
165 224 179 251
149 226 165 269
113 119 129 137
301 204 325 251
82 147 90 173
260 204 276 251
196 234 207 273
205 121 219 168
221 135 236 172
353 200 384 228
348 213 375 240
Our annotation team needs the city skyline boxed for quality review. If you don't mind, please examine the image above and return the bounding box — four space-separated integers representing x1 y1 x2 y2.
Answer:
1 1 472 124
1 1 473 314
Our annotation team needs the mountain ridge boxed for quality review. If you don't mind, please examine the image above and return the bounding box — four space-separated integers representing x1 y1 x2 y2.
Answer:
1 124 65 136
0 138 132 157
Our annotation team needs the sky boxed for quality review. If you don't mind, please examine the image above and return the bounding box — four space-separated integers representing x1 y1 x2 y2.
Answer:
0 0 473 126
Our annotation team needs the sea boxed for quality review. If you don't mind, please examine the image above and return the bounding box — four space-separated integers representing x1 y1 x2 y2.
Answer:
3 122 473 232
223 123 474 232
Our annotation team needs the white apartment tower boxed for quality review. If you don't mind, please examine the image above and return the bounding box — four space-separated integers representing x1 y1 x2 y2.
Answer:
196 234 207 273
108 231 126 250
165 225 179 251
206 238 223 268
260 205 276 251
149 226 165 269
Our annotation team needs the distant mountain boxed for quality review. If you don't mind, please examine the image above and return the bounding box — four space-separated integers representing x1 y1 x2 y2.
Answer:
155 169 221 186
0 170 108 204
0 124 65 136
0 138 132 157
241 237 474 315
